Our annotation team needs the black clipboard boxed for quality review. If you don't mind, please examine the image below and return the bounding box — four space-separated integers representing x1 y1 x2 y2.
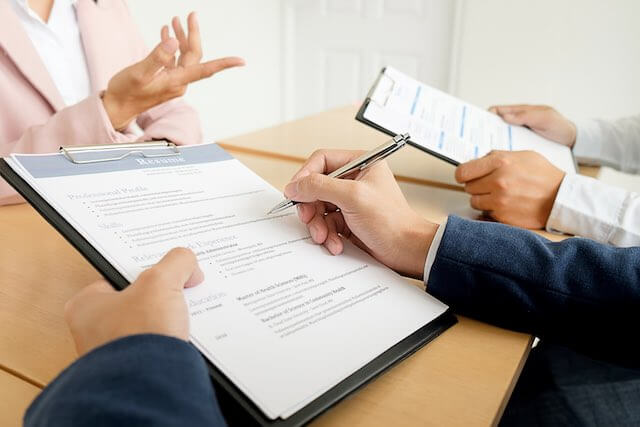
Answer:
357 68 580 173
0 153 456 426
355 67 461 167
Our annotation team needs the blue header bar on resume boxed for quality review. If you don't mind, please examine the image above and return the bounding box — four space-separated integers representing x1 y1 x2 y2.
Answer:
14 143 233 178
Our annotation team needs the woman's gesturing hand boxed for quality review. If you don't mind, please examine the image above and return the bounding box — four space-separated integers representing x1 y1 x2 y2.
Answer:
102 12 245 130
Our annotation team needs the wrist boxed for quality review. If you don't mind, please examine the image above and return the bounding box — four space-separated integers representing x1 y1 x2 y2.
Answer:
541 169 566 226
101 90 138 131
397 215 439 279
568 120 577 148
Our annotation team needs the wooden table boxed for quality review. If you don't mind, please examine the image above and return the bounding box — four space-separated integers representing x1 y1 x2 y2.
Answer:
220 105 463 191
0 109 542 426
220 105 600 190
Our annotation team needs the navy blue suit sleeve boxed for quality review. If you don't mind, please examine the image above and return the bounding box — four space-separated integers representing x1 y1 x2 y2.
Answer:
25 334 226 427
427 216 640 365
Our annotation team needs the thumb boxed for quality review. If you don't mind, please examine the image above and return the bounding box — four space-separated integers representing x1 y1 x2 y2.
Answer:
134 38 179 82
73 279 116 300
284 173 360 211
501 110 530 126
501 109 548 130
137 247 204 292
64 279 115 321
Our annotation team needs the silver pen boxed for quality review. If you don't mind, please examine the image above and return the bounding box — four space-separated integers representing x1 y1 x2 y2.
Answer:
267 133 410 215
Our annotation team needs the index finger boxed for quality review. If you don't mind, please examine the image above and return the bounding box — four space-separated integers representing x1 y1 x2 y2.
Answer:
137 247 204 291
455 152 506 183
291 149 366 182
173 57 245 85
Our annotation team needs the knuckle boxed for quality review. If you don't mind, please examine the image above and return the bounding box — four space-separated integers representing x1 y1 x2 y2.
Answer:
494 154 510 168
306 173 324 190
130 72 144 85
494 177 509 191
63 298 76 322
138 267 163 285
495 196 508 209
350 182 368 203
310 149 327 160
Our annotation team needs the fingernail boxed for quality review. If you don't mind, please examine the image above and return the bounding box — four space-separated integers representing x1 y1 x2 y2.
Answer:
185 265 204 288
309 224 319 241
327 236 339 254
297 170 310 179
290 170 309 184
284 180 298 198
296 205 304 221
161 38 178 53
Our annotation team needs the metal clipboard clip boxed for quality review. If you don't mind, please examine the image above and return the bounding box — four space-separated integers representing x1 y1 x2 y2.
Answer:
367 68 397 108
59 140 180 165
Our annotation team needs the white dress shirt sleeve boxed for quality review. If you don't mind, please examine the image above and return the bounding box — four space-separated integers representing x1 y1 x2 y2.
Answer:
423 218 447 286
572 116 640 173
547 174 640 247
545 116 640 247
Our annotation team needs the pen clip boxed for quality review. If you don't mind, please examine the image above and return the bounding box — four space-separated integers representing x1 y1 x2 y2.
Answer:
359 133 409 171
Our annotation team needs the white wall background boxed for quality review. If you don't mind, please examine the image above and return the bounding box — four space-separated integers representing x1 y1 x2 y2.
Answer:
281 0 456 121
452 0 640 122
128 1 640 140
127 0 282 141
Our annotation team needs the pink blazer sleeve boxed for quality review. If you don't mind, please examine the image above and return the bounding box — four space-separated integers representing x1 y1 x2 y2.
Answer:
0 94 201 205
136 99 203 146
0 94 139 205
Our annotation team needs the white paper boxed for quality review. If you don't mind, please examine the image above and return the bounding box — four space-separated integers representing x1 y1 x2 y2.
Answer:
363 67 576 174
8 144 448 419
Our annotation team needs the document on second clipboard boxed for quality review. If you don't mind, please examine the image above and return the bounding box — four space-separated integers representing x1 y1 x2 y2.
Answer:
363 66 576 173
6 144 448 420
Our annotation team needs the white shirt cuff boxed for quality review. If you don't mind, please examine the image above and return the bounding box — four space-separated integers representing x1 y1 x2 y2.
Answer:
572 119 604 165
423 218 447 287
546 173 631 244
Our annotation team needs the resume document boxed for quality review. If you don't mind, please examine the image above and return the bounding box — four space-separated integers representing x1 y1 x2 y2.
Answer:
6 144 448 419
362 67 576 173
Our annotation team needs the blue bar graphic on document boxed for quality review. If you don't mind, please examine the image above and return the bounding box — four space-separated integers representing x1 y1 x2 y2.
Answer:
438 131 445 149
460 106 467 138
508 125 513 150
410 86 421 115
15 143 233 178
474 146 479 158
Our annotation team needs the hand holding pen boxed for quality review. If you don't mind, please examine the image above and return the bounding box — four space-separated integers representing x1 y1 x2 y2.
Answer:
268 134 410 214
273 134 439 279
